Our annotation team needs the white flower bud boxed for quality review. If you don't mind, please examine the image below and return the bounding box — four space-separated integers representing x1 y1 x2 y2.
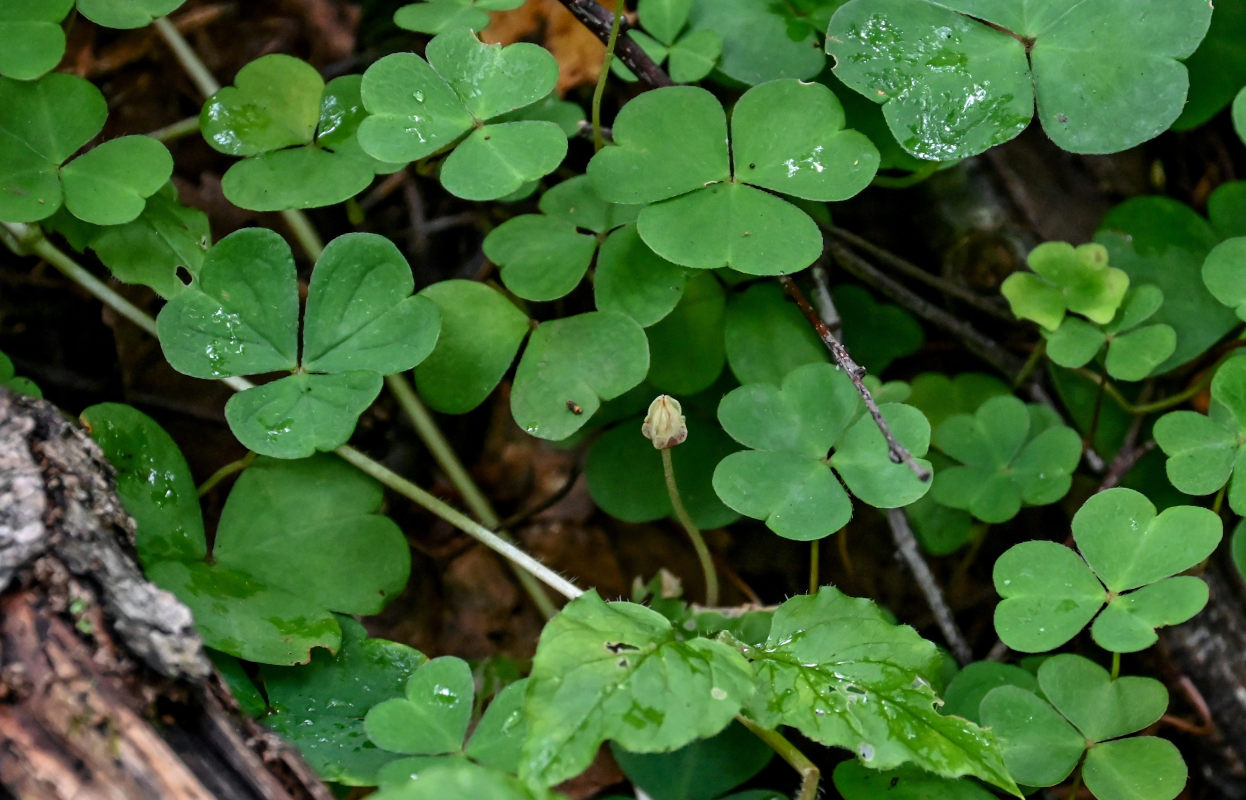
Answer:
641 395 687 449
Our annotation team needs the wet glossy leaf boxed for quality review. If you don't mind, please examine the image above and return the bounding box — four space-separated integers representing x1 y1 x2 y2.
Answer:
366 657 475 755
931 395 1081 523
833 761 999 800
519 591 753 787
0 73 106 222
594 225 687 327
741 588 1018 794
464 679 529 772
828 0 1211 159
81 402 206 564
611 722 772 800
60 135 172 225
686 0 824 85
358 52 475 162
1095 196 1237 372
993 540 1106 652
511 311 650 441
413 280 529 413
263 617 426 784
202 55 324 156
1154 356 1246 513
1082 738 1187 800
76 0 186 28
221 146 376 211
713 363 931 540
0 0 73 79
1001 242 1128 330
89 183 210 298
585 409 740 529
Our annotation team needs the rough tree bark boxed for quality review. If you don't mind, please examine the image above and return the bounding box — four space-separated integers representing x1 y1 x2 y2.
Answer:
0 389 332 800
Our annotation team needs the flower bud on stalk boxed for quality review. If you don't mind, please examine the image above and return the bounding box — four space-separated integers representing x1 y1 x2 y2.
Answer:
641 395 687 449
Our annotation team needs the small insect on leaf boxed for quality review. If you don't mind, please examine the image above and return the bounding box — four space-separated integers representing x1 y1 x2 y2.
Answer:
566 400 583 414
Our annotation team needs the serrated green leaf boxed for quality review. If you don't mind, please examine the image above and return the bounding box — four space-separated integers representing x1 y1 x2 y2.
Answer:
519 591 753 787
263 617 426 784
742 588 1018 794
366 657 475 755
511 312 650 440
413 280 529 413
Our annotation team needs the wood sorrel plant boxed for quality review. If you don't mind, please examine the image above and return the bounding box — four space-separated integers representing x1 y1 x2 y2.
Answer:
2 1 1244 799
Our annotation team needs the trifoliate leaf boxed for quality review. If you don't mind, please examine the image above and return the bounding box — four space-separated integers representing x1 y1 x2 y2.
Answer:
366 657 475 755
1001 241 1128 331
0 0 73 79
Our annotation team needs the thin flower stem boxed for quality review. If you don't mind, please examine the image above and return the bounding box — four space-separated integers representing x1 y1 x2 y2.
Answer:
1110 651 1121 680
7 226 581 603
734 716 820 800
153 15 323 262
808 539 819 595
592 5 623 152
385 374 558 619
660 447 718 606
197 452 257 497
337 445 584 600
779 275 931 482
1012 339 1046 389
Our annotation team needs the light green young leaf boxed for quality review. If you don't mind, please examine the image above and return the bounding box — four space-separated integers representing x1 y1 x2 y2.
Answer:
741 588 1019 795
519 591 754 787
1001 242 1128 330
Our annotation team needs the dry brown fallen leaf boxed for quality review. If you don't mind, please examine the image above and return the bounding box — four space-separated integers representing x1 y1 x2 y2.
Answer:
482 0 620 94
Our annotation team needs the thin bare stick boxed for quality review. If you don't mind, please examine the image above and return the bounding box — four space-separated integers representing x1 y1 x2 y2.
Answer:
779 275 931 482
556 0 673 87
886 509 973 664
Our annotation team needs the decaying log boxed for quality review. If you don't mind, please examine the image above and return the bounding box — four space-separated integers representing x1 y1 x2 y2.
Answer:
0 389 332 800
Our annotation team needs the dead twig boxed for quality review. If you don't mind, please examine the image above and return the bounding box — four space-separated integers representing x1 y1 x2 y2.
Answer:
555 0 673 87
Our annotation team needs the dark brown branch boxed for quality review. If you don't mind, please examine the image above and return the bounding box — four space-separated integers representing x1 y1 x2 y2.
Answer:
779 275 931 482
556 0 674 87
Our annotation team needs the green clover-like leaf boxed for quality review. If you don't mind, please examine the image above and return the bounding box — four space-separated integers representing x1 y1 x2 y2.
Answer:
60 134 173 225
262 618 426 784
0 350 42 398
157 229 440 458
587 81 878 275
366 657 475 755
1235 86 1246 145
412 280 529 414
740 588 1019 795
1095 193 1239 372
510 311 650 440
1045 285 1176 382
646 272 725 394
393 0 525 34
519 590 754 787
686 0 825 85
1155 356 1246 514
375 761 557 800
203 57 392 210
980 655 1183 799
834 283 924 374
828 0 1211 159
724 282 827 385
931 395 1081 523
483 175 642 301
1001 241 1129 331
84 404 411 664
359 28 564 200
834 762 998 800
76 0 186 28
611 722 773 800
0 0 73 80
712 362 931 540
1174 2 1246 129
993 488 1220 653
594 224 688 327
1203 236 1246 320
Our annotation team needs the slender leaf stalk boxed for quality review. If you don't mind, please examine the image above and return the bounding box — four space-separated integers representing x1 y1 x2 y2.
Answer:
197 452 256 497
592 5 624 152
660 447 719 606
384 374 559 618
734 715 820 800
